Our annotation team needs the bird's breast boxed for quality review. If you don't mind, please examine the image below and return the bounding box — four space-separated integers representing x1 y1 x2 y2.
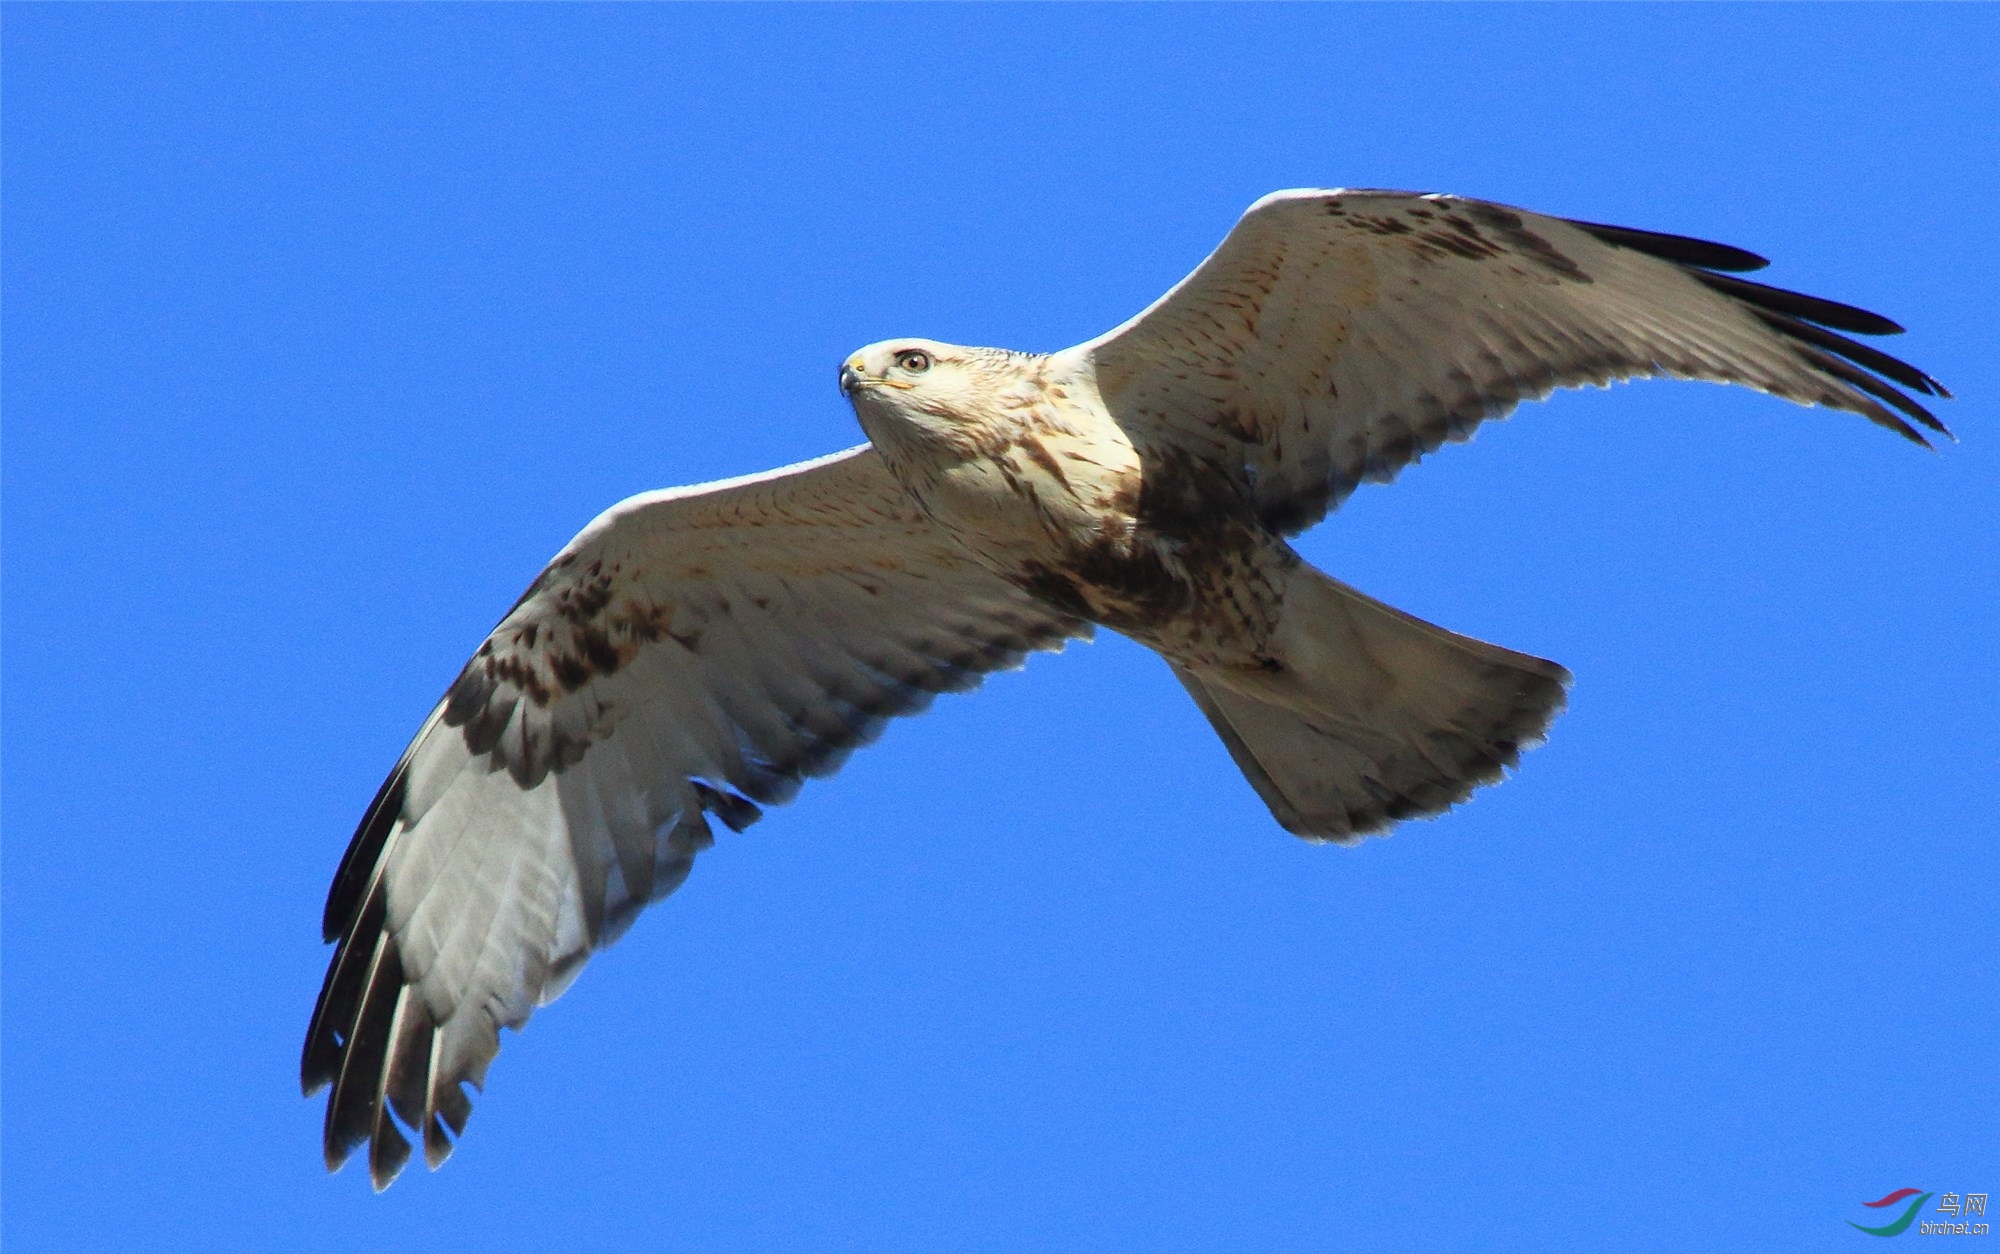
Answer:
917 430 1290 662
905 413 1139 563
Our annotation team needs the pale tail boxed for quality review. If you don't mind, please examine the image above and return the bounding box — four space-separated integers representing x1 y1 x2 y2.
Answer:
1173 565 1571 842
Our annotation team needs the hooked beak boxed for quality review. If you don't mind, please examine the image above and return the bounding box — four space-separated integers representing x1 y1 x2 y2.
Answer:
838 360 912 397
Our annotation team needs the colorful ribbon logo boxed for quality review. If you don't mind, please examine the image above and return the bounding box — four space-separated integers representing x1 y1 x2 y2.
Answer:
1848 1189 1934 1237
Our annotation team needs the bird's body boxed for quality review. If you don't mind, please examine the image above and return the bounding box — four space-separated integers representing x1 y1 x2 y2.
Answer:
842 329 1573 838
850 343 1285 667
303 189 1950 1188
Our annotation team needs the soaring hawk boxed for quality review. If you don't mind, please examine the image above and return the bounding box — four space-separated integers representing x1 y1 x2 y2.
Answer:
304 189 1949 1187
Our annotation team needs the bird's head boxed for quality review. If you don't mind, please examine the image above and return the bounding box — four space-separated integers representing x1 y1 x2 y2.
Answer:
839 339 1041 453
839 339 961 403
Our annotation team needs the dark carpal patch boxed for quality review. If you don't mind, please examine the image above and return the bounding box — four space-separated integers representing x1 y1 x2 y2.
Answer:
454 606 654 720
1352 213 1413 237
1340 202 1588 283
488 649 553 706
1411 213 1507 264
1458 202 1593 283
552 564 617 623
442 574 699 782
547 650 593 693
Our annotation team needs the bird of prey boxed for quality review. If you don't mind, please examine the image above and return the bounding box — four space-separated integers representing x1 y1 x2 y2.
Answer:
304 188 1949 1188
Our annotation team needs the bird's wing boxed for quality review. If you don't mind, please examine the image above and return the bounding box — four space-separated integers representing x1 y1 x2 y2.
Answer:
1079 189 1950 534
301 444 1088 1188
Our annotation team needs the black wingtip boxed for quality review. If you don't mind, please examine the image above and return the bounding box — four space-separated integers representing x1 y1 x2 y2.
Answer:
1694 270 1907 336
1571 215 1951 428
1809 349 1954 442
1746 308 1953 403
1884 416 1935 449
369 1123 414 1191
1567 218 1770 273
323 757 411 942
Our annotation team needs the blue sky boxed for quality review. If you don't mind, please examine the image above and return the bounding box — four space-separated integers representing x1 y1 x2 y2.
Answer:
4 6 1994 1250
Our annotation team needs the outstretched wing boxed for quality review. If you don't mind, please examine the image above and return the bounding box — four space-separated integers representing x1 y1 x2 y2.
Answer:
301 444 1088 1188
1081 189 1950 533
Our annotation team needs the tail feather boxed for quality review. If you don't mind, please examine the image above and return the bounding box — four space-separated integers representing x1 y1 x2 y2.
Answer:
1175 565 1569 842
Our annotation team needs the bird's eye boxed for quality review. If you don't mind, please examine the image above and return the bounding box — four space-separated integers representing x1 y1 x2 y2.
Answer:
896 350 932 374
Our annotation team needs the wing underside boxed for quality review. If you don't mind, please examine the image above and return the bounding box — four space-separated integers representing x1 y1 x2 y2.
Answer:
1082 189 1948 533
302 445 1087 1187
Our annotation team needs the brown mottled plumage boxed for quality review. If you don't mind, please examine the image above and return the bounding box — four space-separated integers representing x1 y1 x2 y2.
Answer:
306 188 1948 1187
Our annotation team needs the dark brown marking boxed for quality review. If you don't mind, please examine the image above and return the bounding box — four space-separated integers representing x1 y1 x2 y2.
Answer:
1131 442 1256 535
1413 224 1503 263
624 602 670 643
1007 441 1279 648
575 625 622 676
1460 202 1592 282
489 654 552 706
1355 214 1413 237
549 652 591 691
1012 562 1094 621
554 574 615 624
1019 437 1072 490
